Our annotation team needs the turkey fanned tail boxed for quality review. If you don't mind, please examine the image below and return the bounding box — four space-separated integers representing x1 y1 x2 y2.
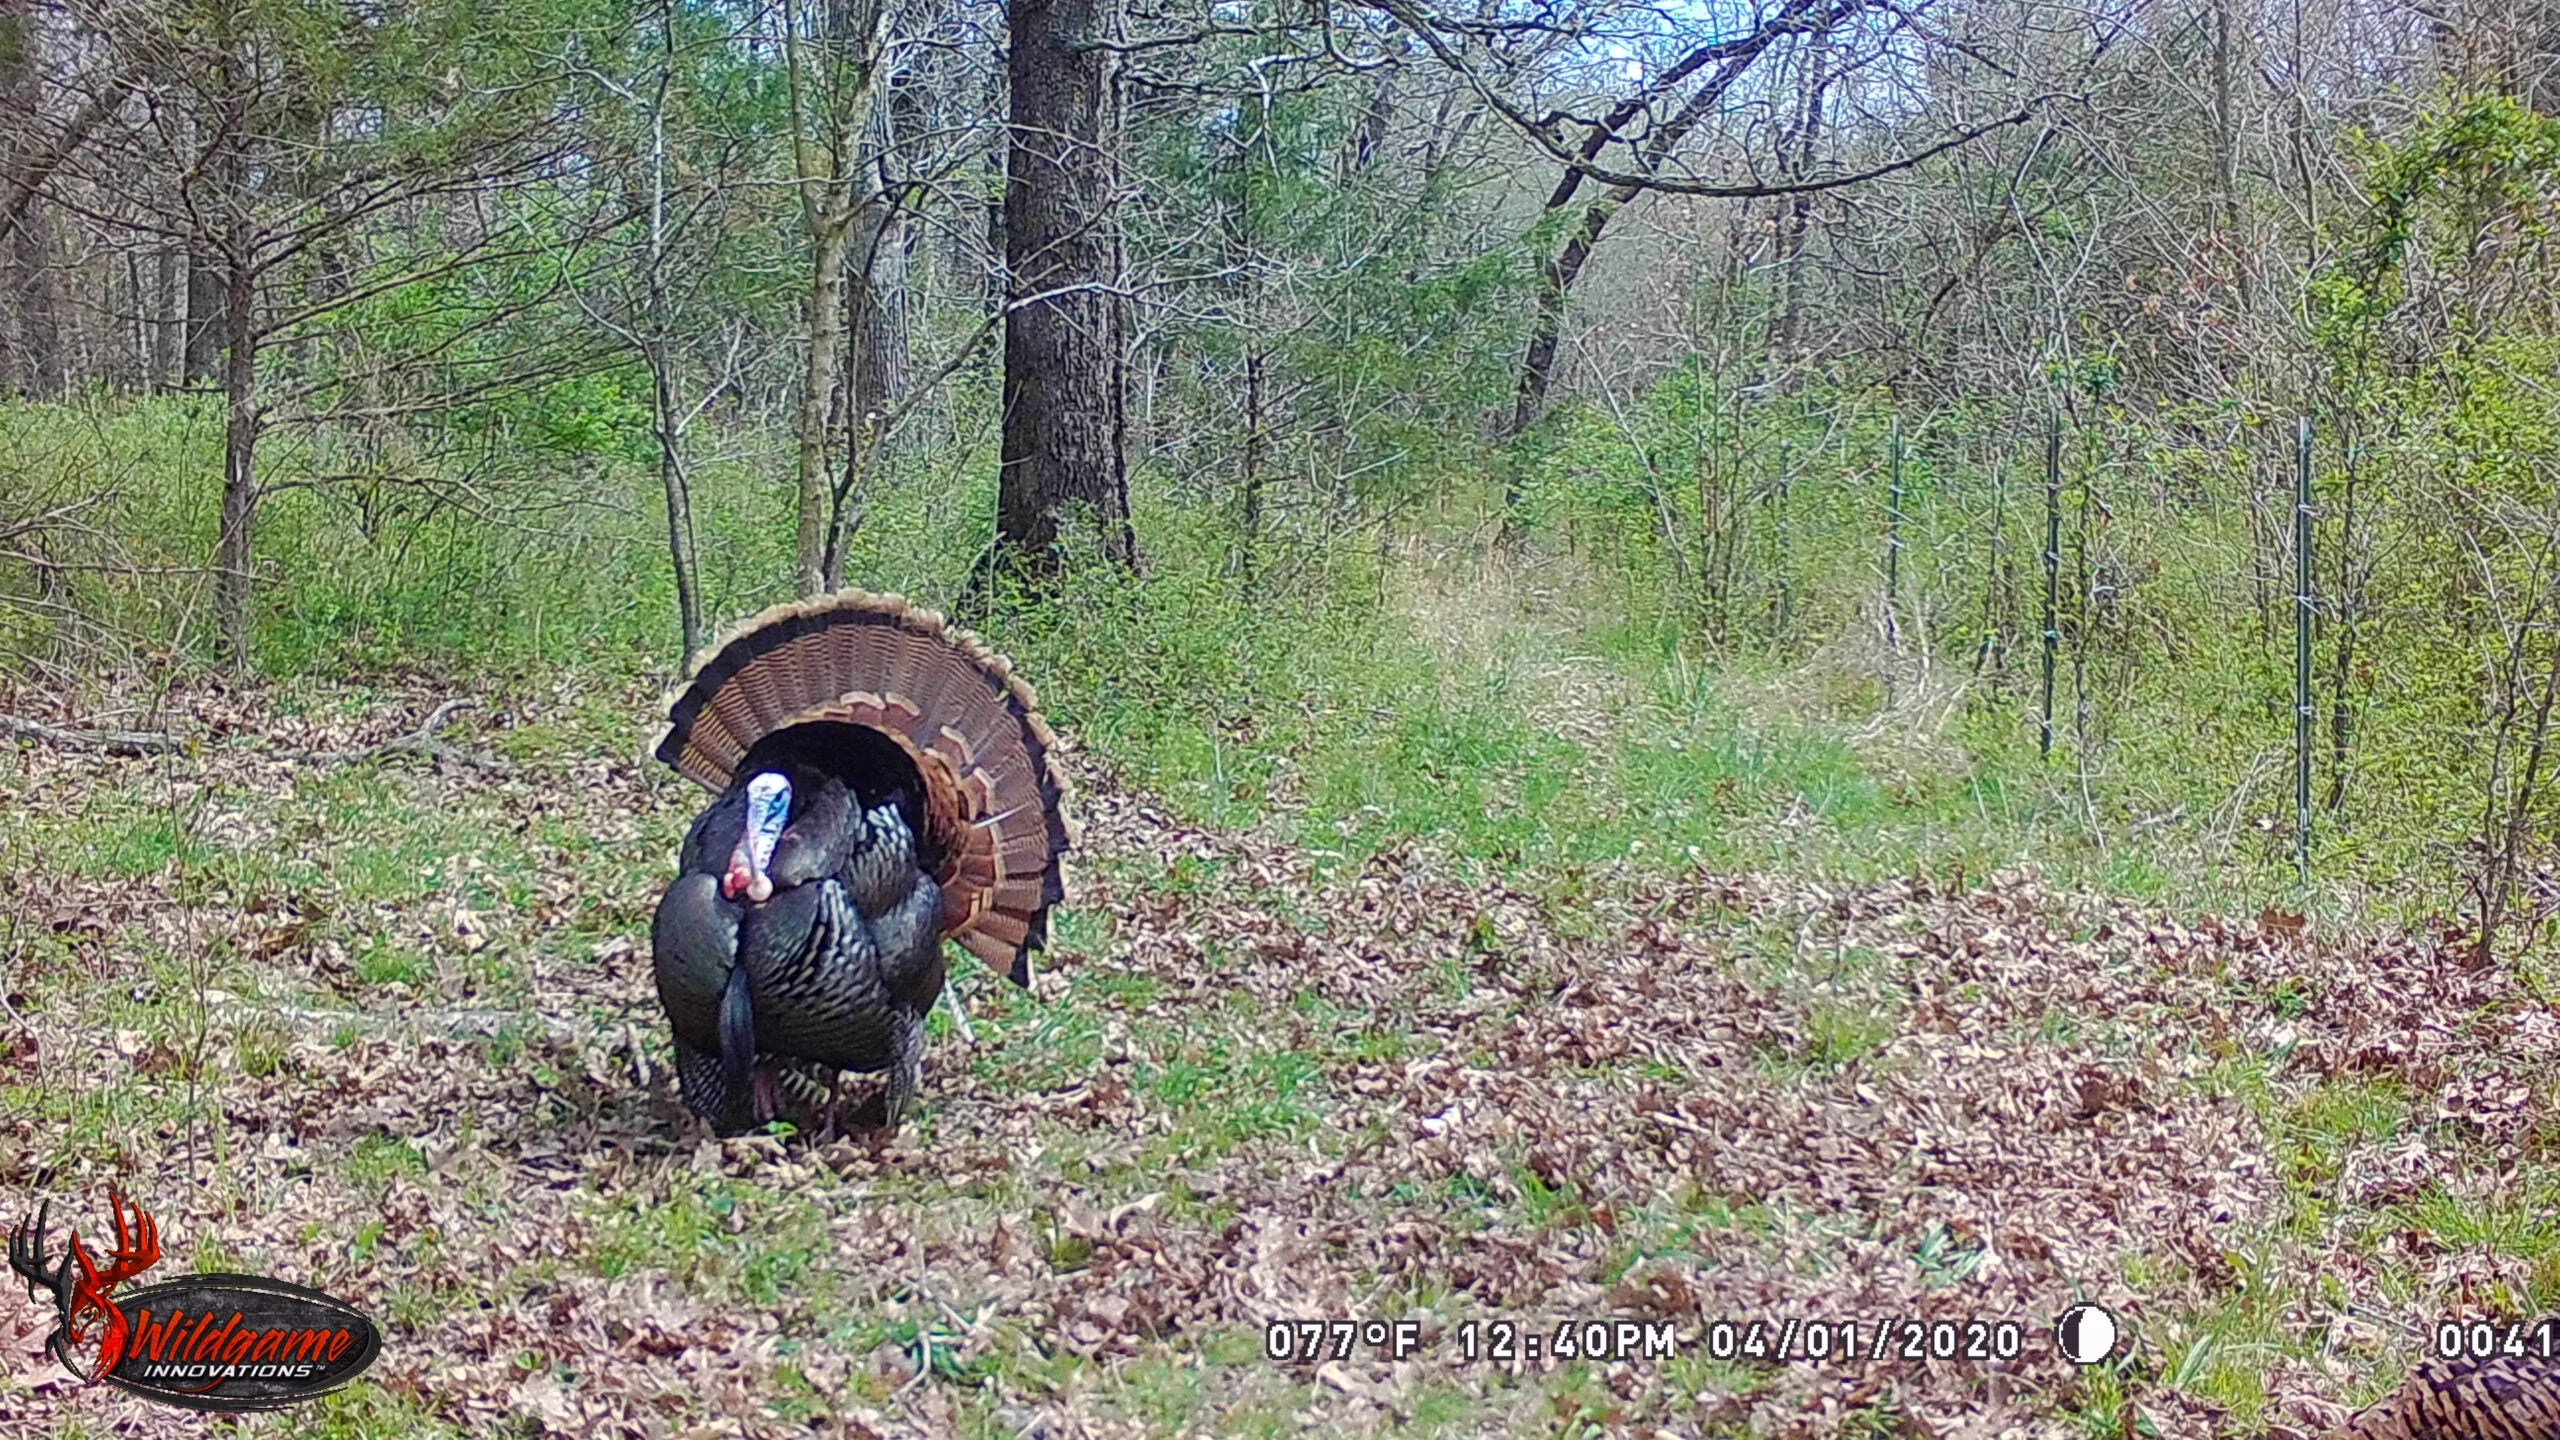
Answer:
2327 1356 2560 1440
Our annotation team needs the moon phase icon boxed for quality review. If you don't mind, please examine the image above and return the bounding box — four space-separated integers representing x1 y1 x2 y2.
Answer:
2056 1304 2119 1365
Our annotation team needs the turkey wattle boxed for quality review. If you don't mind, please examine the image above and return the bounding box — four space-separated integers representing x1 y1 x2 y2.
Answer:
647 590 1070 1134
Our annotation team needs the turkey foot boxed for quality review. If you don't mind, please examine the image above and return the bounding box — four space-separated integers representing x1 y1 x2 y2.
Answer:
818 1073 845 1143
752 1066 783 1125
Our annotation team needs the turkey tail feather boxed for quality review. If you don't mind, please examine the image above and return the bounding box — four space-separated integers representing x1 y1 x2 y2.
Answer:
656 589 1072 986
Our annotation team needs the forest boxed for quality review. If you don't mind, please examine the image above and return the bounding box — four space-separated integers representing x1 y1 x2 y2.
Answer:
5 0 2560 1432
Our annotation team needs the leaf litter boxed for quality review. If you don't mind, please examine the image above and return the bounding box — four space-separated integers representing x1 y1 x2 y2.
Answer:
0 678 2543 1437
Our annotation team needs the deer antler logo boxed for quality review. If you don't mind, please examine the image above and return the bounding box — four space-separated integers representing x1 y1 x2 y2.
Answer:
9 1188 161 1382
6 1188 380 1412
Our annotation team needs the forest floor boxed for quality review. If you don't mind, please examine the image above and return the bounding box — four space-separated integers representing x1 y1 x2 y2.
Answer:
0 644 2549 1439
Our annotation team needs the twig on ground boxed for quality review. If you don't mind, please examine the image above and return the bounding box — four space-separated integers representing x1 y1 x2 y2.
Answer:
0 713 183 754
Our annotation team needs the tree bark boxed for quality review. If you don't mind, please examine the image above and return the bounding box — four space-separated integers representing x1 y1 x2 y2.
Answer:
1 180 56 394
820 195 907 590
2208 0 2251 319
981 51 1007 317
653 337 701 662
995 0 1133 571
1342 71 1395 179
1506 198 1619 440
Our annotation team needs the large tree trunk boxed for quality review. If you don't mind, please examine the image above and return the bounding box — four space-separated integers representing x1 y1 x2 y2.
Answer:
0 0 59 396
995 0 1133 571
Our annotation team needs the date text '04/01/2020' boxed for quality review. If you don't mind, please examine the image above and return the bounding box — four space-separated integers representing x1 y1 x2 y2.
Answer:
1262 1318 2030 1367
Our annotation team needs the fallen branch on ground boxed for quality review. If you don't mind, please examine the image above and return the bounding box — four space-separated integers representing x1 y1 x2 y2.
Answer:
1 697 510 770
215 1000 588 1043
0 712 183 754
271 698 511 771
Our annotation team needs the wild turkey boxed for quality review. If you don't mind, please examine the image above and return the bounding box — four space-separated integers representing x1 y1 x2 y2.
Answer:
2324 1356 2560 1440
647 590 1070 1135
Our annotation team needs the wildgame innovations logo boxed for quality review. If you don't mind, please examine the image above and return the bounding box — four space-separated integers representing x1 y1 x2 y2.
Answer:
8 1188 382 1412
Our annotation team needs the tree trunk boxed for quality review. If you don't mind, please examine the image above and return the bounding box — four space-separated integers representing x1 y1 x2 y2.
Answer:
981 52 1007 317
1770 36 1831 377
782 0 880 596
1504 197 1619 441
848 197 908 425
150 244 179 387
2325 450 2358 811
185 248 226 384
1240 347 1264 590
654 337 702 663
212 254 259 665
0 0 59 397
995 0 1132 571
643 2 700 665
207 38 257 666
793 216 850 594
1495 0 1856 445
821 197 907 591
2208 0 2252 320
1 186 56 394
1342 71 1395 179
